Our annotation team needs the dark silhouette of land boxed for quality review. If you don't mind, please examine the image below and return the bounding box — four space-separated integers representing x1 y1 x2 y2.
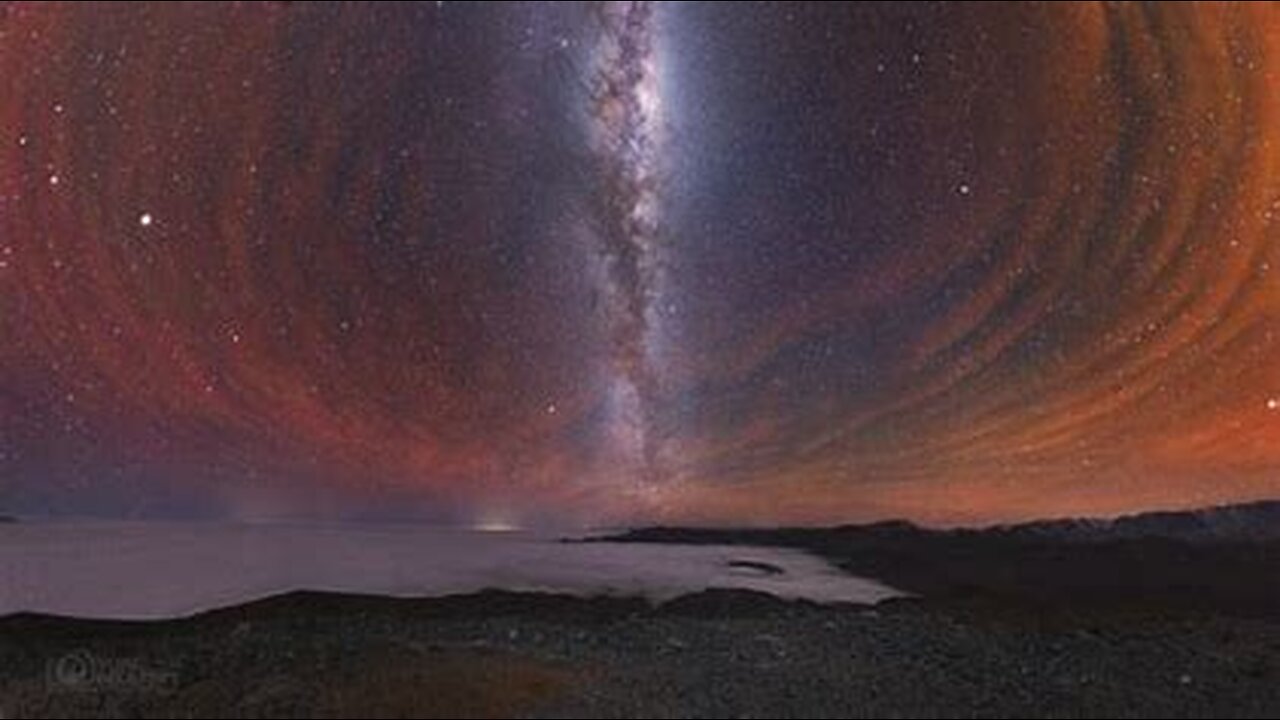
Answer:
602 500 1280 617
4 501 1280 718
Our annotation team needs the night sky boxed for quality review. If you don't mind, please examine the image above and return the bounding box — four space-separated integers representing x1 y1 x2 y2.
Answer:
2 2 1279 527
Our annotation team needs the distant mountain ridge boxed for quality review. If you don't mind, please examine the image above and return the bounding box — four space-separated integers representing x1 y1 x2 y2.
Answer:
612 499 1280 546
603 499 1280 615
986 500 1280 544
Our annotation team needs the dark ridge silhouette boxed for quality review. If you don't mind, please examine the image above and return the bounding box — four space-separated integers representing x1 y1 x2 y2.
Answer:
598 500 1280 617
0 589 656 638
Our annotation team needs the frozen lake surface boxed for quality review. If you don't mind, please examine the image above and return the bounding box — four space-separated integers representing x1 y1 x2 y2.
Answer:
0 521 905 620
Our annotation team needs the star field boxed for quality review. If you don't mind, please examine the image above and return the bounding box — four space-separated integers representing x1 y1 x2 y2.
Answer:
1 2 1279 526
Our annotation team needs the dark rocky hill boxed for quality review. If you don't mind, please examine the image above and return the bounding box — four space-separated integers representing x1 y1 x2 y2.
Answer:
600 501 1280 616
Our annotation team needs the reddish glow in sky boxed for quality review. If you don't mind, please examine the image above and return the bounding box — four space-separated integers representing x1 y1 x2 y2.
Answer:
2 2 1279 526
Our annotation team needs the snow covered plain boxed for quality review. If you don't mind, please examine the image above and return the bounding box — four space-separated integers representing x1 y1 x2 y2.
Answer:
0 521 905 620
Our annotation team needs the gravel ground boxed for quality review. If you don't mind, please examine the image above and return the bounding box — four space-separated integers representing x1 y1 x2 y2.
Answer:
3 590 1280 718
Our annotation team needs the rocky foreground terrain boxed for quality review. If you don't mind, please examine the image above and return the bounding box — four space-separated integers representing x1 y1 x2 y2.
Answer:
3 590 1280 718
4 501 1280 718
